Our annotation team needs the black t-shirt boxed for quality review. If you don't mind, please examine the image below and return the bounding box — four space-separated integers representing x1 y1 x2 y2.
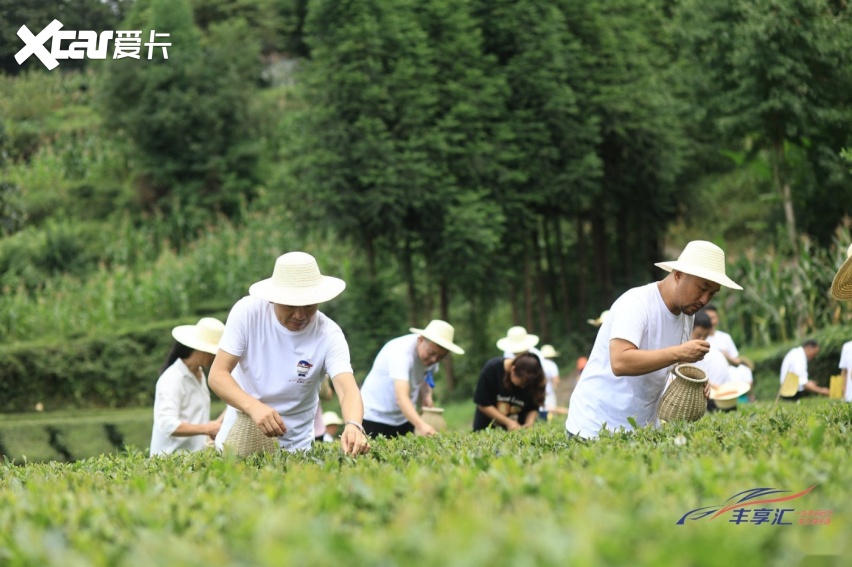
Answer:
472 356 539 431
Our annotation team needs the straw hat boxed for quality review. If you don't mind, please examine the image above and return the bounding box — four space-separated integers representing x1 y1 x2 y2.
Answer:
587 310 610 327
410 320 464 355
249 252 345 306
540 344 560 358
172 317 225 355
322 411 343 427
496 326 539 354
830 243 852 300
655 240 742 290
710 381 751 410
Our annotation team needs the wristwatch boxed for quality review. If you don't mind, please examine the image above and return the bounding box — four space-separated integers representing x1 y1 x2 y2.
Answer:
344 421 366 436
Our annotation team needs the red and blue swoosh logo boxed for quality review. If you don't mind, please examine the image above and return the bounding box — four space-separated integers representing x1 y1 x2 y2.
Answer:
677 485 816 524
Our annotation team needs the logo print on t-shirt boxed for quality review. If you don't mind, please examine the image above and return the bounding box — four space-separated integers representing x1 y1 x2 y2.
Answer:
297 360 313 377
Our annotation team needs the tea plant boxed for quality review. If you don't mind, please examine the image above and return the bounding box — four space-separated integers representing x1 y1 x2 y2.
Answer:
1 400 849 566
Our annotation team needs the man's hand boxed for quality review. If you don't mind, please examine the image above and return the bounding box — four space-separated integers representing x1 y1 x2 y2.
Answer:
247 403 286 437
415 422 437 437
341 423 370 456
677 340 710 363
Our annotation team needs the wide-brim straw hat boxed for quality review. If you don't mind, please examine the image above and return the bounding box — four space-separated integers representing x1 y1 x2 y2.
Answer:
540 344 560 358
655 240 742 290
710 381 751 409
410 320 464 355
496 326 539 354
830 243 852 300
249 252 345 306
322 411 343 427
587 310 610 327
172 317 225 355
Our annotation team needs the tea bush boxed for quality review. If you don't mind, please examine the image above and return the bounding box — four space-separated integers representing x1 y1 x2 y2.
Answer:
0 400 849 566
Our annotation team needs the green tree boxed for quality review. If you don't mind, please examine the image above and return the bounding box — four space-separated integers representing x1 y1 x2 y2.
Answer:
288 0 440 276
676 0 852 257
100 0 261 237
474 0 602 334
555 0 687 311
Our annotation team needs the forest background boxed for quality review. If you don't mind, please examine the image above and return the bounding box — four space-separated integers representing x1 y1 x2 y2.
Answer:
1 0 852 412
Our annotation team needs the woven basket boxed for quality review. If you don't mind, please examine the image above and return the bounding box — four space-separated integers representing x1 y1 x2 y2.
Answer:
657 364 708 422
223 410 279 456
420 407 447 432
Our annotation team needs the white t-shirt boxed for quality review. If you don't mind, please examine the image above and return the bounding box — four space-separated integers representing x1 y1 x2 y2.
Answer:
779 346 809 392
707 330 738 359
695 346 732 389
565 282 693 438
150 359 212 456
838 341 852 402
542 358 560 409
361 334 437 426
214 296 353 452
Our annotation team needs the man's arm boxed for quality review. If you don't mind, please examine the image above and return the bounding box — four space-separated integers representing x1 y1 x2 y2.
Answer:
610 338 710 377
331 372 370 455
394 380 435 436
803 380 830 396
208 350 286 437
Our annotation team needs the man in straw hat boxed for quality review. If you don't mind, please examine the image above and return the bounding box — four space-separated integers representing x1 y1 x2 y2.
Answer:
473 326 546 431
566 240 743 439
150 317 226 456
209 252 370 456
361 320 464 437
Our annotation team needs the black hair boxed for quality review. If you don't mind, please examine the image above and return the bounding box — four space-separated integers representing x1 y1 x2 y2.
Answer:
703 304 718 313
693 311 712 329
802 339 819 349
503 352 546 407
159 340 196 376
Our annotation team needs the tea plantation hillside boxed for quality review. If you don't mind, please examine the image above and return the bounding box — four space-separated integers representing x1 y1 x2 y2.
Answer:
1 400 849 566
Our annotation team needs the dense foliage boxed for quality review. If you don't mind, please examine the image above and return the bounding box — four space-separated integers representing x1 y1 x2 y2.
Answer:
1 0 852 400
1 401 850 565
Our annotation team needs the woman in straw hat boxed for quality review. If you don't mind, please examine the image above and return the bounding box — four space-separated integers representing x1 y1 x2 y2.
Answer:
150 317 226 456
566 240 742 439
209 252 370 456
473 327 546 431
360 320 464 438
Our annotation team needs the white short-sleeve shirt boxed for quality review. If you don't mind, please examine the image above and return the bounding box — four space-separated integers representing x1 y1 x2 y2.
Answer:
361 334 437 426
838 340 852 402
707 330 738 359
214 296 353 451
695 346 733 389
542 358 560 409
779 346 809 392
565 282 693 438
150 358 212 456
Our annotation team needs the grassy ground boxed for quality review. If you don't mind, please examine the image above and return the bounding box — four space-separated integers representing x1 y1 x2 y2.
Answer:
0 399 849 566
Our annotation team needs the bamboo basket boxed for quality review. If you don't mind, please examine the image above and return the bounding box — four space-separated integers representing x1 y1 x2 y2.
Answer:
657 364 708 422
223 410 280 456
420 407 447 432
